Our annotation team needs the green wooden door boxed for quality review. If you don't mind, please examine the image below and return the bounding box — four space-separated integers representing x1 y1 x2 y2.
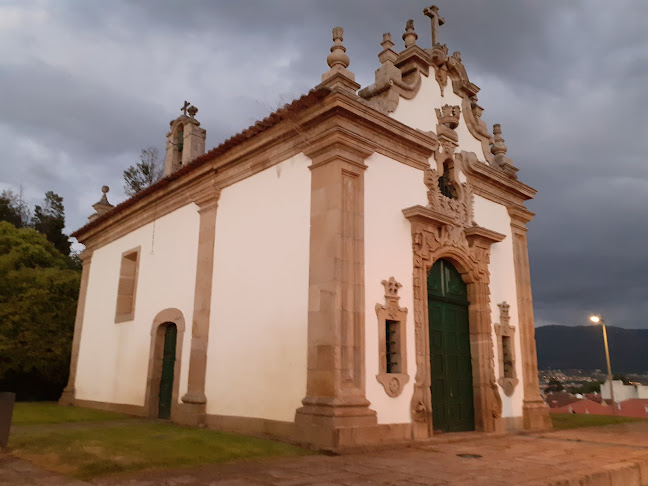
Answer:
428 259 474 432
158 324 177 420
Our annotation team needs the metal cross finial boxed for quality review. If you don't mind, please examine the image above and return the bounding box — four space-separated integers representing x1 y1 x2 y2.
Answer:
423 5 445 47
181 100 190 116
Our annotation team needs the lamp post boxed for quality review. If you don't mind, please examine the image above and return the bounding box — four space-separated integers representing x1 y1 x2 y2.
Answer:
589 315 616 409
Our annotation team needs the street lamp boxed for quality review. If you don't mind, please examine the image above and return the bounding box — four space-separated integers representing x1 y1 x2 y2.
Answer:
589 315 616 408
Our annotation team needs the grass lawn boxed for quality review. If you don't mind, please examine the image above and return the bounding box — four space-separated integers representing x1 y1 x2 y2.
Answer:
9 402 311 479
11 401 132 425
550 412 648 430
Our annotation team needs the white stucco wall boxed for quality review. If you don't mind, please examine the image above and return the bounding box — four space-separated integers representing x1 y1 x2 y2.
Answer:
205 153 311 422
363 155 523 422
75 203 200 406
472 195 523 418
601 379 648 401
364 153 427 424
390 73 488 164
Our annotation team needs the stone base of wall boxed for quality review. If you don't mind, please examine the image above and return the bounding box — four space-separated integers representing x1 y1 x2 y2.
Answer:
497 415 524 432
71 398 147 417
523 400 553 431
58 397 531 453
205 413 298 441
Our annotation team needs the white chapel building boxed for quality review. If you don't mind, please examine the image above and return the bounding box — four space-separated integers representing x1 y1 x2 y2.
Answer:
61 6 551 450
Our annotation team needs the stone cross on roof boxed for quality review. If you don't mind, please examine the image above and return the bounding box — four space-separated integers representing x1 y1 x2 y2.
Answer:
181 100 190 116
423 5 445 47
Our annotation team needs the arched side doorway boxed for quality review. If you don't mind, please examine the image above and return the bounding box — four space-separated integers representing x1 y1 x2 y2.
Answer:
145 308 186 420
428 259 474 432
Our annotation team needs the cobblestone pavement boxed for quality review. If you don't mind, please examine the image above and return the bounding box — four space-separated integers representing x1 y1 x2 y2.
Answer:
3 423 648 485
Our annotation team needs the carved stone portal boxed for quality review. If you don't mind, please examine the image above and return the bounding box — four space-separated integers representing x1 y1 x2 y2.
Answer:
403 165 505 437
494 301 519 397
375 277 409 397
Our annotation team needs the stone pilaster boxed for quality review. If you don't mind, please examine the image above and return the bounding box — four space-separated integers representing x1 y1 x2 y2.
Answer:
508 206 552 431
465 228 506 434
180 188 221 426
295 135 377 449
59 249 93 406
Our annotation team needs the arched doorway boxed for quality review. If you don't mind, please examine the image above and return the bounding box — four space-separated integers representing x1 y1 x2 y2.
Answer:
145 308 185 421
158 324 177 419
427 258 474 432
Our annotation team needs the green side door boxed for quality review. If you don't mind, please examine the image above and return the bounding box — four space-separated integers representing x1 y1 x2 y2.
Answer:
428 259 474 432
158 324 177 420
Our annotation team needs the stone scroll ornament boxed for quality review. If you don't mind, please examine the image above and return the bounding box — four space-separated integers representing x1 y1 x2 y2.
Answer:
375 277 409 397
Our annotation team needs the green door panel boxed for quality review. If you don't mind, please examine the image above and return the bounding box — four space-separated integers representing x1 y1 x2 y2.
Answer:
158 324 177 420
428 259 474 433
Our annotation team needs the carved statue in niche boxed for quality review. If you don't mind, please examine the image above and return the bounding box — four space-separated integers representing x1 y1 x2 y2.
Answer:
424 166 474 229
375 277 409 397
494 301 519 397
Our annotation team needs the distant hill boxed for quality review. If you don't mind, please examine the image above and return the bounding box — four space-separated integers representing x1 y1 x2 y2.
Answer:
536 325 648 373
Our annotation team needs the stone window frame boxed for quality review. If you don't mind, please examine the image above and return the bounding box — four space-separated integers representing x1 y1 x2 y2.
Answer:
115 246 141 323
375 277 409 397
494 301 519 396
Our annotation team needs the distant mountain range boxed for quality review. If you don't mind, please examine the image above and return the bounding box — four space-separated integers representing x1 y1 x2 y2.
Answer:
535 325 648 373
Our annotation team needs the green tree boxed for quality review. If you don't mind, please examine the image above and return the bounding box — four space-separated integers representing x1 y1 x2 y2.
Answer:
0 222 80 400
123 146 163 197
544 378 565 393
613 374 631 385
31 191 70 255
0 189 30 228
570 381 602 394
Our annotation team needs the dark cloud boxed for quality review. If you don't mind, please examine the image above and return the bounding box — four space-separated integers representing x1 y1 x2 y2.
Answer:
1 0 646 329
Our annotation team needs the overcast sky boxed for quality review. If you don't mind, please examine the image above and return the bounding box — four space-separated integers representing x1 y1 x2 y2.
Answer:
1 0 647 329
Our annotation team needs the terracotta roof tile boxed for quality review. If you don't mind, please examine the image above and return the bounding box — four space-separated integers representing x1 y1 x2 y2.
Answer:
72 87 332 239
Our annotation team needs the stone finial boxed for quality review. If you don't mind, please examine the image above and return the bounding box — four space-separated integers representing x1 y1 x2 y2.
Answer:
187 105 198 119
327 26 350 71
498 301 511 319
491 124 507 156
89 185 114 221
491 124 519 178
378 32 398 65
320 26 360 94
381 277 402 299
423 5 445 47
435 104 460 129
402 19 418 48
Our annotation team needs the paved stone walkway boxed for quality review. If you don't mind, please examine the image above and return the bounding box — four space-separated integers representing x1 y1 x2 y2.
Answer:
4 423 648 485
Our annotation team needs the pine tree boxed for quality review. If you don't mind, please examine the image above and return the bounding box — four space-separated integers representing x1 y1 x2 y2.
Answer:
31 191 70 255
123 147 163 197
0 189 30 228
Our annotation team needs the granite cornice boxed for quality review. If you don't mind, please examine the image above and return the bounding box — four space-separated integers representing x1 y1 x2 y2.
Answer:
74 171 213 248
74 90 441 249
460 151 536 207
314 92 439 167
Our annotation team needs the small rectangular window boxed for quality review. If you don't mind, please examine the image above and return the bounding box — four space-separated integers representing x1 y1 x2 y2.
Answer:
385 320 401 374
115 247 140 323
502 335 514 379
